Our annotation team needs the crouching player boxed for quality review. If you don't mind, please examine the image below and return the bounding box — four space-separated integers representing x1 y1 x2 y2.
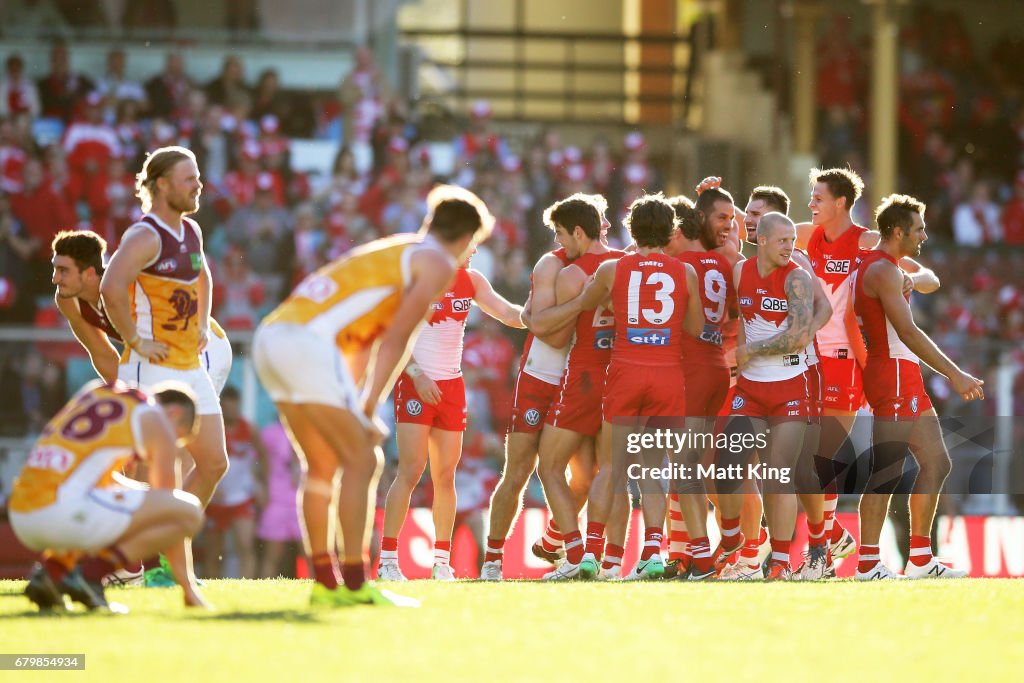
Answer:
10 380 206 612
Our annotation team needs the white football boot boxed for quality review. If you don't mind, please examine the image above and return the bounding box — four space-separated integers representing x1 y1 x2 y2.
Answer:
479 560 503 581
904 558 968 579
377 561 407 581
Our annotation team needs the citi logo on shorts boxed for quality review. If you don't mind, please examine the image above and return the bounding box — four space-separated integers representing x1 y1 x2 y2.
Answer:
405 399 423 416
524 408 542 426
760 297 788 312
825 260 851 274
731 395 745 410
627 328 671 345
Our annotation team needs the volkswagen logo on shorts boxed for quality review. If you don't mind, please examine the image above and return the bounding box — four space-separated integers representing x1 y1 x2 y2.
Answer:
405 399 423 416
731 394 745 411
524 408 541 426
910 396 919 414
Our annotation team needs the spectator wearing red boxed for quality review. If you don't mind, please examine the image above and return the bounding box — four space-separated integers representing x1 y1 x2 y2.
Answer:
1 54 41 118
463 316 518 432
213 247 266 330
0 118 29 193
63 91 120 206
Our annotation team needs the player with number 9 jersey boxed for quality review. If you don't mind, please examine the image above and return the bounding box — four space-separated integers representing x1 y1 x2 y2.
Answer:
677 251 735 416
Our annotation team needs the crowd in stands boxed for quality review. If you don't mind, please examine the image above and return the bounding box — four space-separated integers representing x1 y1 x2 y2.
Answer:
1 7 1023 568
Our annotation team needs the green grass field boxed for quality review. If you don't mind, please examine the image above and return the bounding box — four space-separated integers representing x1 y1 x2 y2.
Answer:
2 578 1022 682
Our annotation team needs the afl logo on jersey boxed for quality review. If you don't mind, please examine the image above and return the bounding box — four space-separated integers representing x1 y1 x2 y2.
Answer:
156 258 177 273
524 408 541 426
739 296 753 307
405 399 423 416
825 260 850 274
731 395 745 411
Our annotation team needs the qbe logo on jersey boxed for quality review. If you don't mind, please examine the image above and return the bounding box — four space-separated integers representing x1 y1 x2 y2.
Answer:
825 259 851 274
452 297 472 312
760 297 788 312
627 328 671 346
405 399 423 417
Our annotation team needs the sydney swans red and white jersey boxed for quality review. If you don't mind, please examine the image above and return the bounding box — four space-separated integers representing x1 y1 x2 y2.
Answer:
676 250 733 366
520 248 572 385
737 258 807 381
853 250 919 363
806 224 867 358
412 268 476 380
565 250 624 368
611 252 689 366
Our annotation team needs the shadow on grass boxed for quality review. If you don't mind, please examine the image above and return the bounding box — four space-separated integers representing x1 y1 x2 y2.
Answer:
190 609 320 623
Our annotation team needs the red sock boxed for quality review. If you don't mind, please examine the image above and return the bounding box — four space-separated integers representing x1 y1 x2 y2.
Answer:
563 530 584 564
484 537 505 563
341 561 365 591
585 521 606 558
434 540 452 566
540 520 563 553
830 518 848 545
720 516 741 547
381 536 399 552
769 539 791 567
43 555 72 582
601 544 625 571
81 545 128 582
312 552 340 589
640 527 663 561
807 519 826 547
669 530 690 562
738 536 760 564
689 536 713 573
908 535 933 567
857 544 880 573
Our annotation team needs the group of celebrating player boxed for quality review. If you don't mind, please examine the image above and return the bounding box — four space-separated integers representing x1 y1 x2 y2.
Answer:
8 142 984 613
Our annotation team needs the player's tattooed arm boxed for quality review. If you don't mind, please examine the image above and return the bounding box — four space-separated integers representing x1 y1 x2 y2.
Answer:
745 268 814 358
791 250 832 335
524 265 586 339
871 261 983 401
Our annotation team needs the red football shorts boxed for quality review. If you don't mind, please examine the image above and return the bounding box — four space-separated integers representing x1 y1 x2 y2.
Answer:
730 373 810 419
683 363 730 418
863 357 934 419
603 362 687 422
508 369 561 434
819 356 864 413
394 373 467 432
547 363 607 437
206 499 256 532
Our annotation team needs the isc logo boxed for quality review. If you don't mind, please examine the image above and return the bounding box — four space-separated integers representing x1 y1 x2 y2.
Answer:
627 328 671 345
760 297 788 312
825 260 850 274
451 298 472 312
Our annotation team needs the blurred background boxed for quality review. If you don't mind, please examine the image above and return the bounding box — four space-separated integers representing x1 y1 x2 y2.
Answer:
0 0 1021 577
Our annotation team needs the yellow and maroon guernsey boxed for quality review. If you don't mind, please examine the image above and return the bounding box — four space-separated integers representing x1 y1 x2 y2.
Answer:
263 234 447 354
124 214 206 370
8 381 154 513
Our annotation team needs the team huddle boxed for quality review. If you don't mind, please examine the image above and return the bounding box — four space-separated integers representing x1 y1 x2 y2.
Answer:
8 144 985 612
